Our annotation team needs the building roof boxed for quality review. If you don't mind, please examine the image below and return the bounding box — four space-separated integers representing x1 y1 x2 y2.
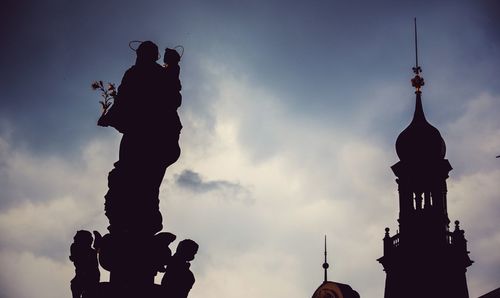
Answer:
478 288 500 298
311 281 360 298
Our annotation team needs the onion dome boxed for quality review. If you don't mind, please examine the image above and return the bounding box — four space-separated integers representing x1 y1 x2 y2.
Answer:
395 53 446 162
396 18 446 163
395 91 446 162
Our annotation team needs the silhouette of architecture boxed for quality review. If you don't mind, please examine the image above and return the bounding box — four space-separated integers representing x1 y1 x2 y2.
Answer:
478 288 500 298
312 236 360 298
72 41 197 298
377 20 473 298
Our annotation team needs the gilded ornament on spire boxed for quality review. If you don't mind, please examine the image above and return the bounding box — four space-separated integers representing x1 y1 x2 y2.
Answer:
411 72 424 92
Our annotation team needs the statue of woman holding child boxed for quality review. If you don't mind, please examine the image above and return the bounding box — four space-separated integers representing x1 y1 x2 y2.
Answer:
97 41 182 235
77 40 198 298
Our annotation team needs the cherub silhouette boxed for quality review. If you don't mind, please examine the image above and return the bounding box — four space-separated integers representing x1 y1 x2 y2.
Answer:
69 230 100 298
161 239 199 298
163 47 182 110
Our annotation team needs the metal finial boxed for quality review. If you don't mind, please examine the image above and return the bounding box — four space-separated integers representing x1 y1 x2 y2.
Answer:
414 18 419 73
322 235 329 282
411 18 425 92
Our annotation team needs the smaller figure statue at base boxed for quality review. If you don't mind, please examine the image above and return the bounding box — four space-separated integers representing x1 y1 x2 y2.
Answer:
161 239 199 298
70 230 100 298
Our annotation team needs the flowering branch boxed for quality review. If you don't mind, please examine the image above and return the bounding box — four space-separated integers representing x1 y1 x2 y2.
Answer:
91 80 116 116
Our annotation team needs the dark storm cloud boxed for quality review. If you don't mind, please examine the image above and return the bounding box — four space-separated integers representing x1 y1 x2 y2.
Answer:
196 0 500 165
1 0 498 158
176 169 249 197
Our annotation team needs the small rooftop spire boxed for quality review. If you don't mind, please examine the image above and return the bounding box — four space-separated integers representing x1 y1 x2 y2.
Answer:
411 18 425 93
322 235 329 283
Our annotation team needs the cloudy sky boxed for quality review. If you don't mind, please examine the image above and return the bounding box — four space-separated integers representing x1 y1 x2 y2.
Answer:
1 0 500 297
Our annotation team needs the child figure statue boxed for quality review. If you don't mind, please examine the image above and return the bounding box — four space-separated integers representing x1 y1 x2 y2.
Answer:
163 47 182 110
69 230 100 298
161 239 199 298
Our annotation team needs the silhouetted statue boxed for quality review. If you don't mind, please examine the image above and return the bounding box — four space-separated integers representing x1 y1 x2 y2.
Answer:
161 239 199 298
98 40 182 234
73 40 198 297
70 230 100 298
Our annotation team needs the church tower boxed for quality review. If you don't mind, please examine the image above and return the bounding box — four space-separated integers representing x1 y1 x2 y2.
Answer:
377 20 473 298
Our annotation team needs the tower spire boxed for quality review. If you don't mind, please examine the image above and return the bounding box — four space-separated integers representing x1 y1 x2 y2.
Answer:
380 19 472 298
322 235 329 283
411 18 424 93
